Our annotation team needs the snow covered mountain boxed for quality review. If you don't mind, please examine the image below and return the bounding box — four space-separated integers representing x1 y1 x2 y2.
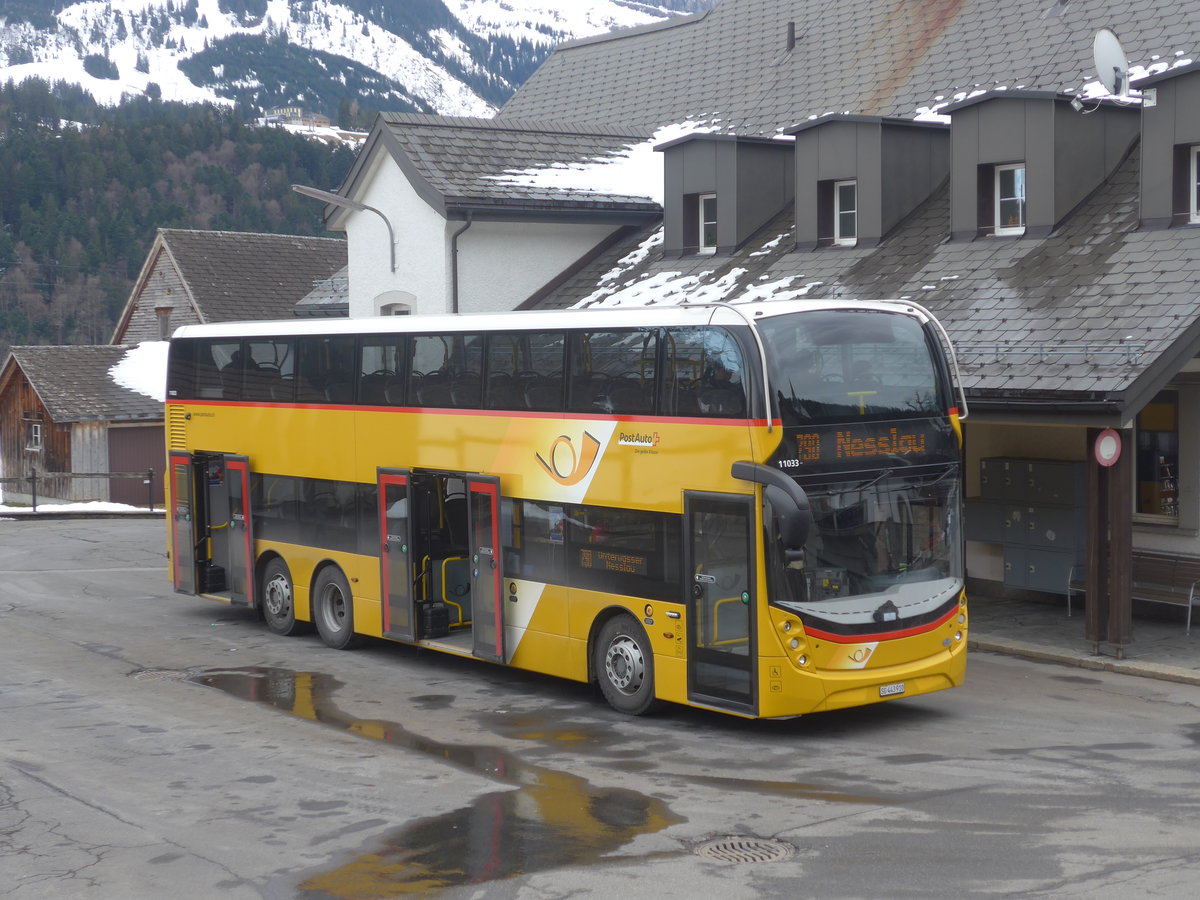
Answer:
0 0 714 118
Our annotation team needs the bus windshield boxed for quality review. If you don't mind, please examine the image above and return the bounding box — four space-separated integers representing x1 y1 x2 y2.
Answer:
757 309 945 425
768 467 962 623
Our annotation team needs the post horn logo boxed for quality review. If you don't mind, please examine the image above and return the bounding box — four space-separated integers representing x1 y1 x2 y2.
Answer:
536 431 602 486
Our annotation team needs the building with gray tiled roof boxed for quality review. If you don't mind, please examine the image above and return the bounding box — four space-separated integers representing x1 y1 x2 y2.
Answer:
503 0 1200 135
0 346 164 506
306 0 1200 646
113 229 349 343
313 115 662 317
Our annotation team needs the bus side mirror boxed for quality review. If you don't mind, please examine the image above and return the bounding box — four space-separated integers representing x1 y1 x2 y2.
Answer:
731 461 811 556
765 483 810 558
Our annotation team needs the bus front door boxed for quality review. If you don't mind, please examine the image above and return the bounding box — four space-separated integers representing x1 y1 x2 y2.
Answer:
378 468 416 641
169 451 197 594
685 493 757 713
467 475 504 663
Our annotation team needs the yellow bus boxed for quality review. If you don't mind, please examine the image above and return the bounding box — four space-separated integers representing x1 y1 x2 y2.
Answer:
165 300 967 718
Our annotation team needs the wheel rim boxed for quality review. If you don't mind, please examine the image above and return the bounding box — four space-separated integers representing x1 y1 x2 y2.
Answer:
264 573 291 619
320 582 347 634
604 635 645 695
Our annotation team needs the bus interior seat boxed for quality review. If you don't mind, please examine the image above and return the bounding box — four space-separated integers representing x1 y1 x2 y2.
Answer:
524 378 563 410
323 378 354 403
360 372 391 405
442 495 468 548
450 373 482 408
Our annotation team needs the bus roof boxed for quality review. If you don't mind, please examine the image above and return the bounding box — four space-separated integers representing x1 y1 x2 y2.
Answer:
171 299 932 341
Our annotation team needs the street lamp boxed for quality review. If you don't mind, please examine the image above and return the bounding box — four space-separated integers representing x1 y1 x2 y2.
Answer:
291 184 396 272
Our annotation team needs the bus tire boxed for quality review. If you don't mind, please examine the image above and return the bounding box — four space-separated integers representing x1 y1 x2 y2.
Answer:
312 566 363 650
261 557 305 636
595 615 660 716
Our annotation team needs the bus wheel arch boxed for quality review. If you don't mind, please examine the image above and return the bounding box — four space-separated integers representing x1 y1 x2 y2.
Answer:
311 562 364 650
258 553 307 637
591 610 661 716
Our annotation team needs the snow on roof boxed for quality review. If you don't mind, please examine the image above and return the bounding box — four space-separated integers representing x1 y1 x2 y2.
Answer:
109 341 169 403
483 120 719 204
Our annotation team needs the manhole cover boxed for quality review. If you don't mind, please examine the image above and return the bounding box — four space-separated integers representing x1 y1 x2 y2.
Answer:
694 836 796 863
131 669 191 681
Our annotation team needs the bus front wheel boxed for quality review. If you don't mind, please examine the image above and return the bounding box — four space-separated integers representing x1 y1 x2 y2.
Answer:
313 566 363 650
595 615 660 716
261 557 305 636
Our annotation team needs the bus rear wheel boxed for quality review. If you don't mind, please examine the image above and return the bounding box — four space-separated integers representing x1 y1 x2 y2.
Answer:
313 566 363 650
595 615 660 716
261 557 305 636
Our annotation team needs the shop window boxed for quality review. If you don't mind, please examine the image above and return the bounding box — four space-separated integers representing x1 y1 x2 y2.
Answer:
994 164 1026 235
833 180 858 246
1135 390 1179 518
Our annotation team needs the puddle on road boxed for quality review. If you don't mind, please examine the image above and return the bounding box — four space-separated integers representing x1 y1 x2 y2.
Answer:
189 666 681 897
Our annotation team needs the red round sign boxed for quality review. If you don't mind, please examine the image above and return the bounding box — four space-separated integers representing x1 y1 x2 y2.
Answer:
1094 428 1122 467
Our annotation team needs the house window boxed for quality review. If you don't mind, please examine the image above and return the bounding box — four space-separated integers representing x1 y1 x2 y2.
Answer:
994 164 1026 235
1135 390 1179 518
833 180 857 246
1191 147 1200 224
698 193 717 254
27 422 42 451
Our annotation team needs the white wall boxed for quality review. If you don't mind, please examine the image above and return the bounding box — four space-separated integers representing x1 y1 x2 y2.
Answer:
347 155 448 318
455 220 619 314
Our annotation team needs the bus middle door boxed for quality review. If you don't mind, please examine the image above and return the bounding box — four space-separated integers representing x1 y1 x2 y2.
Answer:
467 475 504 663
378 468 416 641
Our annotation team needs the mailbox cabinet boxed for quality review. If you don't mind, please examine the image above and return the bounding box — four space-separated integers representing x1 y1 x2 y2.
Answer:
967 458 1085 593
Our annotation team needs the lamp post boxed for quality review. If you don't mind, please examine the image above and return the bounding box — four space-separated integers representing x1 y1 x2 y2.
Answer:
291 184 397 272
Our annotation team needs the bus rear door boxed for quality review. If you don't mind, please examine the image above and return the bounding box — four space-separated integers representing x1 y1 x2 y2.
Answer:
169 451 197 594
685 493 757 713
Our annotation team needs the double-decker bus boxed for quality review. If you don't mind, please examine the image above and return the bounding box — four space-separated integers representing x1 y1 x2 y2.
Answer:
164 299 967 718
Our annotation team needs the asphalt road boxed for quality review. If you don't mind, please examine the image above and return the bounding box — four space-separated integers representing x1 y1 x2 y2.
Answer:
3 518 1200 899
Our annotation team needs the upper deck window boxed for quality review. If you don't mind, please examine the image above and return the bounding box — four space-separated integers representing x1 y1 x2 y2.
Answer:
758 310 943 426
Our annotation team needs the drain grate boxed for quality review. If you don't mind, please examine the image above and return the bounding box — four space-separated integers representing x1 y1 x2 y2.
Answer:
694 835 796 863
131 669 191 681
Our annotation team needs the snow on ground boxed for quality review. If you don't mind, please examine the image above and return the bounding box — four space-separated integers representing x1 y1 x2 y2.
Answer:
0 500 160 514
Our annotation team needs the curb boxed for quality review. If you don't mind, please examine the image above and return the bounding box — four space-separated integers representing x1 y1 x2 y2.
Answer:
971 636 1200 687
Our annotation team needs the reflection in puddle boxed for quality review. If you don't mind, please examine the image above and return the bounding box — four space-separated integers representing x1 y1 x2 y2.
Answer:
190 667 681 897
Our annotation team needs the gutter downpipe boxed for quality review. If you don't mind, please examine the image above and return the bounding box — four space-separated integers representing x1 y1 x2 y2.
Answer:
450 212 474 315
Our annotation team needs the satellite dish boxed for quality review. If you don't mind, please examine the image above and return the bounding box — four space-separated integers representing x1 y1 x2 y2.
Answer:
1093 28 1130 96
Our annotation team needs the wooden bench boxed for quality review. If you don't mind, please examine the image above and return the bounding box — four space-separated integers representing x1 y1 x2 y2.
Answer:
1067 550 1200 634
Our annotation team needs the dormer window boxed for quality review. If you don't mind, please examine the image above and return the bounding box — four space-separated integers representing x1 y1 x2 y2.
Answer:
994 164 1026 235
1191 147 1200 224
698 193 717 254
833 180 858 246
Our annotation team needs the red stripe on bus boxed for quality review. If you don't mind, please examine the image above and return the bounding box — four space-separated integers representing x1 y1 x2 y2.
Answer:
170 399 766 426
802 605 959 644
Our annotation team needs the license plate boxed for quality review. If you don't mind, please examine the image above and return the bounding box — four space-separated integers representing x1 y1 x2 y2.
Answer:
879 682 906 697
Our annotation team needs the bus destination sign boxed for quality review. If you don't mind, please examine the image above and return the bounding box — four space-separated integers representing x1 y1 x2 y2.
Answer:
773 420 955 472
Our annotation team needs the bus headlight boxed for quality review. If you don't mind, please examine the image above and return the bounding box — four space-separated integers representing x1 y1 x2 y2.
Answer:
797 655 808 666
954 631 963 642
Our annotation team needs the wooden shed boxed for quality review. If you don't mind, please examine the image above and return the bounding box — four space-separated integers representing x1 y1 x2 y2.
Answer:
0 346 163 506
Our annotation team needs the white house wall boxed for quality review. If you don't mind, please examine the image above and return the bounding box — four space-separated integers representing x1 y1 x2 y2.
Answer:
456 220 620 315
347 154 448 317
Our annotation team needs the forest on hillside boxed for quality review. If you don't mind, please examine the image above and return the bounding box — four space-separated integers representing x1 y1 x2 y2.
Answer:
0 79 354 355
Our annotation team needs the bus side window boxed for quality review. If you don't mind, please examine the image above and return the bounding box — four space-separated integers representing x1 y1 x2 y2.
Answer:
567 330 657 415
360 336 406 406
